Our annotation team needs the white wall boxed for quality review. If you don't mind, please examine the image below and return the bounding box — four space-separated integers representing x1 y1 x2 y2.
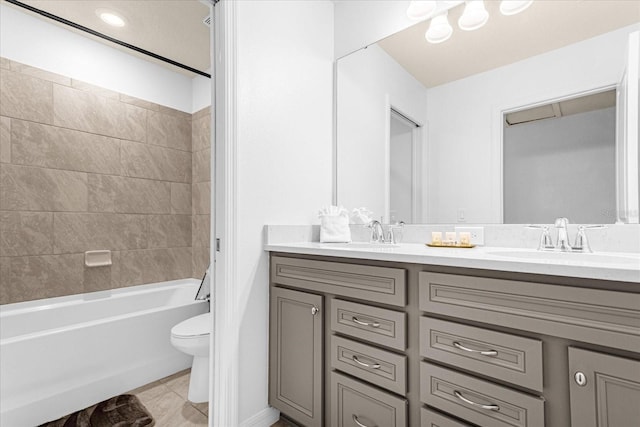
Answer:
427 24 640 223
230 0 334 423
504 107 616 224
0 3 209 113
337 44 427 222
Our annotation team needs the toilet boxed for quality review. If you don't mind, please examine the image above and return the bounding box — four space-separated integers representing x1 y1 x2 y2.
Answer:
170 312 211 403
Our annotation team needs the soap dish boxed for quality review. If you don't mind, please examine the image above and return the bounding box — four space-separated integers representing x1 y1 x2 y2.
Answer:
426 243 476 249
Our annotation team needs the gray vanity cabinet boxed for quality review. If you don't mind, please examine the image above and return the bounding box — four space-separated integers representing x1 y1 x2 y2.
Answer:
269 286 323 427
568 347 640 427
269 253 639 426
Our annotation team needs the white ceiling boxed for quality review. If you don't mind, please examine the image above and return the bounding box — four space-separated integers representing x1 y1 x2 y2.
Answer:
8 0 211 76
378 0 640 88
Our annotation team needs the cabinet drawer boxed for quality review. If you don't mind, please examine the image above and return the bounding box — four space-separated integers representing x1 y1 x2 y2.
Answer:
331 371 407 427
420 317 543 393
271 255 406 306
331 335 407 395
420 362 544 427
331 299 406 351
419 272 640 352
421 407 473 427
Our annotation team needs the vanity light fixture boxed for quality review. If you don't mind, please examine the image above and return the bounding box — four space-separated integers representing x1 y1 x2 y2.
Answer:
96 9 126 27
407 0 438 20
458 0 489 31
499 0 533 16
425 11 453 44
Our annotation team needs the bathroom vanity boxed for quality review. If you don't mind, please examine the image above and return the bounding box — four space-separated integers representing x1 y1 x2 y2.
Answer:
266 244 640 427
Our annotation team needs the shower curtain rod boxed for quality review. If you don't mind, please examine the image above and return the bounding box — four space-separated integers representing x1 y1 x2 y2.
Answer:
5 0 212 79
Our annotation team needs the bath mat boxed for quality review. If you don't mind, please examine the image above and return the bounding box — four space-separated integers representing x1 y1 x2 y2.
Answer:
39 394 155 427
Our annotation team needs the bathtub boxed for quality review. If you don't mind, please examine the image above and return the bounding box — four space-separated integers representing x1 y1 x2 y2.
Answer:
0 279 209 426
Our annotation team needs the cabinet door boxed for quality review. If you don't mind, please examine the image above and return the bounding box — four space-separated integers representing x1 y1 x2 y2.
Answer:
568 347 640 427
269 287 323 427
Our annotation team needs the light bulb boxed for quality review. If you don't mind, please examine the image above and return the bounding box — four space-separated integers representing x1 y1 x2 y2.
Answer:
499 0 533 16
96 9 126 27
425 12 453 44
406 0 438 20
458 0 489 31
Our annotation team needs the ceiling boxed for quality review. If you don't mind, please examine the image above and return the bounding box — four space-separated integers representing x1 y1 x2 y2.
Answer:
5 0 211 76
378 0 640 88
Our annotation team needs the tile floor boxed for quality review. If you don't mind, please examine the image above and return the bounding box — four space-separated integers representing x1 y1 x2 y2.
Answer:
128 369 208 426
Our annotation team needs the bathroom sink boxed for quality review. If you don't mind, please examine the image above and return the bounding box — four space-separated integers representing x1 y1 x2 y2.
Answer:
487 249 639 265
324 242 400 249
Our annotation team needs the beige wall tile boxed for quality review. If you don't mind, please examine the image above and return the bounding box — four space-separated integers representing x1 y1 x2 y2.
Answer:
10 60 71 86
149 215 191 248
192 181 211 215
192 246 210 279
157 105 191 121
192 112 211 152
0 57 10 70
192 106 210 121
53 84 146 142
0 68 53 124
121 140 191 183
1 116 10 163
192 215 210 248
120 247 191 286
117 177 171 214
0 254 84 304
88 174 118 213
120 250 146 287
0 212 53 256
71 79 119 99
53 213 148 254
0 256 9 303
0 164 87 211
119 94 160 111
145 248 192 283
171 183 191 214
88 175 171 214
11 120 120 174
147 110 191 152
192 148 211 183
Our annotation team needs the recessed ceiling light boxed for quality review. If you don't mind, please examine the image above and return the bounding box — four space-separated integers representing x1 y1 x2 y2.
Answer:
96 9 126 27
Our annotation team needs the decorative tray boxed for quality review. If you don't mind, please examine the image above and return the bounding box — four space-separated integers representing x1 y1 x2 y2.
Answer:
426 243 476 249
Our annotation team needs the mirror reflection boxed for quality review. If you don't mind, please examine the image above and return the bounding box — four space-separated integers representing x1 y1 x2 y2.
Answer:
336 1 640 225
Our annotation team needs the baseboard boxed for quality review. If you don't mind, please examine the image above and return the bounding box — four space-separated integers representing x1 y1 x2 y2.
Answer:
239 407 280 427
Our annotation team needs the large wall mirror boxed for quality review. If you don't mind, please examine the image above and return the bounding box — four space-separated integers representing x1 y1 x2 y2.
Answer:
335 1 640 225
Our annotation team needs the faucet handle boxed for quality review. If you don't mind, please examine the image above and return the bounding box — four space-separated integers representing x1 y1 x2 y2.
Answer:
386 221 405 244
527 225 555 250
554 217 569 228
573 225 605 253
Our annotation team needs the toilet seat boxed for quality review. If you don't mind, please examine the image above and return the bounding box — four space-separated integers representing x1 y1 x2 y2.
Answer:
171 312 210 339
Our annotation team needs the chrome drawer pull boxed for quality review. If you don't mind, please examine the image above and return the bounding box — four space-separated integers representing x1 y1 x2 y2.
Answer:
453 341 498 356
352 355 381 369
353 414 375 427
453 390 500 411
352 316 380 328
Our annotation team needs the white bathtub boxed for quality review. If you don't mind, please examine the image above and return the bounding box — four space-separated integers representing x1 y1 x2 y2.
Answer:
0 279 209 426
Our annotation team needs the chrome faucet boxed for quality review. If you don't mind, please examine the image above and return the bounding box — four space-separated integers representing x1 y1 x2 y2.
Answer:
528 219 604 253
367 220 386 243
554 217 572 252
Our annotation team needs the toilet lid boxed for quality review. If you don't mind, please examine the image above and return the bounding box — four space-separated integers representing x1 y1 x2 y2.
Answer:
171 312 211 338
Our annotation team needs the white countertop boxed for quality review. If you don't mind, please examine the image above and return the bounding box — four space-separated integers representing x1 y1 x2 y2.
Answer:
264 242 640 283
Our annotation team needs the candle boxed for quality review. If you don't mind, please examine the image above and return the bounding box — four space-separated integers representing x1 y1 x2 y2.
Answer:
459 232 471 246
445 232 457 245
431 232 442 245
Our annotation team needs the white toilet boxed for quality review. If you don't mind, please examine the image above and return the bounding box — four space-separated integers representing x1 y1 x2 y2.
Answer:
171 312 211 403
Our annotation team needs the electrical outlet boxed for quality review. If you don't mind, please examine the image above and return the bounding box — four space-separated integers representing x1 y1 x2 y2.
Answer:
455 226 484 245
457 209 466 222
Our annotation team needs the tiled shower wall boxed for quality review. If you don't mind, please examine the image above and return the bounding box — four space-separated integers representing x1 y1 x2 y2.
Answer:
0 58 211 304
